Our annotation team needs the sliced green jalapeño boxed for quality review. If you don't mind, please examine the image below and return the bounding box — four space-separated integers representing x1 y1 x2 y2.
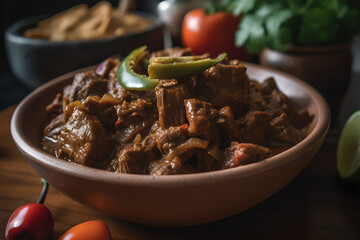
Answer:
148 53 227 79
116 45 159 91
117 45 227 90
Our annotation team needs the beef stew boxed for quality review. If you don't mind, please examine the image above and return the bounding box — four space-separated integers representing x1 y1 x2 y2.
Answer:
42 47 312 175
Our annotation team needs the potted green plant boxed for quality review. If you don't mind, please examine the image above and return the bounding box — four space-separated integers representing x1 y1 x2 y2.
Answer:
231 0 360 122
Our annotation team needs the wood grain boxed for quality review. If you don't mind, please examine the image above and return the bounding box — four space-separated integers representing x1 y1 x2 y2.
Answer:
1 106 359 239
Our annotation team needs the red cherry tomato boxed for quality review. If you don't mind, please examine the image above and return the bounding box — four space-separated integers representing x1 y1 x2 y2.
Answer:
182 8 249 60
58 220 112 240
5 203 54 240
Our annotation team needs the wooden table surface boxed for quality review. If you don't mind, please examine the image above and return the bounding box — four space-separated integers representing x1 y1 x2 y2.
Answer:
1 105 359 239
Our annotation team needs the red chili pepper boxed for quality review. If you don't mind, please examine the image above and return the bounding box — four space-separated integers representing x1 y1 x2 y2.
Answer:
115 119 123 129
5 180 54 240
180 123 189 131
58 220 112 240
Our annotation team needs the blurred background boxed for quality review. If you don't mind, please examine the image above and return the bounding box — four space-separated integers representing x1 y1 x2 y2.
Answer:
0 0 161 110
1 0 360 126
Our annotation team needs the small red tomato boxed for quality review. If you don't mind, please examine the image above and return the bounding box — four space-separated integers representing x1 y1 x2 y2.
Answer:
58 220 112 240
5 203 54 240
182 8 249 60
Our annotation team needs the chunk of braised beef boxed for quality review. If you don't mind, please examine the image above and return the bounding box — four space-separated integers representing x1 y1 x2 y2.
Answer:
150 47 193 58
136 121 162 154
107 77 156 103
57 104 114 168
45 93 63 114
196 149 222 172
156 126 189 155
96 57 120 78
148 160 197 175
184 99 219 142
83 94 120 131
64 70 108 103
262 77 312 128
224 142 269 168
217 106 243 147
195 62 249 117
114 98 157 143
248 80 267 111
116 98 153 120
107 78 127 99
42 114 64 155
43 114 64 141
240 111 273 145
261 77 278 95
156 79 194 129
117 144 158 174
130 88 157 103
63 100 83 122
269 112 304 144
142 133 159 153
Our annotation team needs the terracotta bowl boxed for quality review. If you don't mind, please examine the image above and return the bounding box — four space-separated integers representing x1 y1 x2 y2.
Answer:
11 63 330 228
5 12 163 89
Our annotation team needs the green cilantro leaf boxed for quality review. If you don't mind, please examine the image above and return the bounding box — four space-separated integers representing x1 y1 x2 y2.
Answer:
255 2 282 18
265 9 292 51
216 0 360 53
233 0 256 15
235 15 266 54
297 8 339 46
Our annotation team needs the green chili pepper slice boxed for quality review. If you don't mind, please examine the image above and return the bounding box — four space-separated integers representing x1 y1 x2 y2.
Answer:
116 45 159 90
148 53 227 79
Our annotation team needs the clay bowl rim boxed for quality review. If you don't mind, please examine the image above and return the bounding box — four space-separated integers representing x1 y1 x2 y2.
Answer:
5 11 163 47
11 62 331 187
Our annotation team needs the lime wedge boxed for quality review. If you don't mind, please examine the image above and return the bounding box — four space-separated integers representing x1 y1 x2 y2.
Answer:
337 111 360 182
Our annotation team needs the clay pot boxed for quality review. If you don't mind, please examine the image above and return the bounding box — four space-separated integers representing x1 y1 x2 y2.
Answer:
260 44 352 123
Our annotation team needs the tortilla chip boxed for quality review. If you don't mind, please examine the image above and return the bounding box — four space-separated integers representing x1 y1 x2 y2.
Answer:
24 28 50 39
23 1 151 41
67 1 112 40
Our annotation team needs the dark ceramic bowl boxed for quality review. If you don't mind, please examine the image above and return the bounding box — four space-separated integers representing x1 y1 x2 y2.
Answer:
11 63 330 227
5 12 164 89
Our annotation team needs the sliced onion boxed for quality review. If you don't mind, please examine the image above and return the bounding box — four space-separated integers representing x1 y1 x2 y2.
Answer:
96 60 106 76
207 145 222 161
165 138 209 163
